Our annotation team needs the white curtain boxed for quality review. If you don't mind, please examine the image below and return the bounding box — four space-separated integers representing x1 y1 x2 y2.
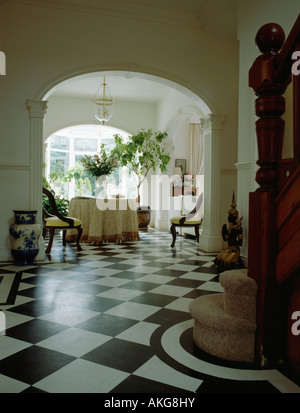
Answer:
188 123 203 176
187 123 204 219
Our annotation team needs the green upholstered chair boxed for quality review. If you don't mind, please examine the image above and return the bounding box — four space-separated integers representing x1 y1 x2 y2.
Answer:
170 193 203 248
42 187 83 255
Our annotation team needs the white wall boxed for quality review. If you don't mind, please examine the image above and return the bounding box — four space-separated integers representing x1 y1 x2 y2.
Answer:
157 89 201 174
44 95 157 139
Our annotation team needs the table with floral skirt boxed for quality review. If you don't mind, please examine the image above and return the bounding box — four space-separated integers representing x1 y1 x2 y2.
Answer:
65 197 140 245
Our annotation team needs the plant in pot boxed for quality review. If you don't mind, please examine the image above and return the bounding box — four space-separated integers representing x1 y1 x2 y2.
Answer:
112 129 170 230
80 143 119 198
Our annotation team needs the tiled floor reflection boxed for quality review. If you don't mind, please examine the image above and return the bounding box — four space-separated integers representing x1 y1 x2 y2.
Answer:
0 229 299 393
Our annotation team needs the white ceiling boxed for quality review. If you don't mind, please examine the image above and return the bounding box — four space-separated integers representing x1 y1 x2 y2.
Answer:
53 73 176 104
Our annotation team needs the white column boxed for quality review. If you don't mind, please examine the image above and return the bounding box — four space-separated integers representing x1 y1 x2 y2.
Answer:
199 114 225 252
26 99 48 260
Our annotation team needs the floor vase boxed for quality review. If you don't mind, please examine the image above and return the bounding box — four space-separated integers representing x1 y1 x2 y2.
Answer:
9 210 41 265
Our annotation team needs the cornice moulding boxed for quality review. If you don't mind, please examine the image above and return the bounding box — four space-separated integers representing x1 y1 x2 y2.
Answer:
6 0 201 29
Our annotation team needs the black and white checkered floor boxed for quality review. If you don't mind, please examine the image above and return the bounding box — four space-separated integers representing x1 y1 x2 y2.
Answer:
0 229 299 394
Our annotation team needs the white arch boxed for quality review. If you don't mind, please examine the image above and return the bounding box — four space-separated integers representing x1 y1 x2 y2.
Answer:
38 69 213 117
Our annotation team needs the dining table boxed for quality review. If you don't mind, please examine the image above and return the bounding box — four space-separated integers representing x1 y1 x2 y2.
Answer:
65 197 140 245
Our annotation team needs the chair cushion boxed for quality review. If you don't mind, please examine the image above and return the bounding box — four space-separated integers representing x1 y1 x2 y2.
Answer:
171 216 202 225
44 216 81 227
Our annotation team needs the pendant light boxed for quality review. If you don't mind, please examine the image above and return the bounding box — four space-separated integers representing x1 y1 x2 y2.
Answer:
92 77 114 124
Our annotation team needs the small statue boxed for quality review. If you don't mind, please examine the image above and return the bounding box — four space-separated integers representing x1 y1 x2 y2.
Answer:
214 193 243 270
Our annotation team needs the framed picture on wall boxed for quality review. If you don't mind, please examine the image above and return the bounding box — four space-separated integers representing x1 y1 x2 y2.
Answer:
175 159 186 175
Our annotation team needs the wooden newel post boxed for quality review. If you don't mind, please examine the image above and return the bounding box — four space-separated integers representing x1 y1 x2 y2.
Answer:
248 23 288 366
249 23 287 191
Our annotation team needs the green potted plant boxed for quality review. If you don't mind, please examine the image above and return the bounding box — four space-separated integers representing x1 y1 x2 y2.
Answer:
112 129 170 229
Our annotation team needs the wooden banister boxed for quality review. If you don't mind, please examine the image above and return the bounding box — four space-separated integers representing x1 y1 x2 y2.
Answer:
273 14 300 84
275 166 300 285
248 16 300 374
293 46 300 164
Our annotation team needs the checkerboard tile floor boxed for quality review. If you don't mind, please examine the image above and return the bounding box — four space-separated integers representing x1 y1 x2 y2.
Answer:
0 229 299 393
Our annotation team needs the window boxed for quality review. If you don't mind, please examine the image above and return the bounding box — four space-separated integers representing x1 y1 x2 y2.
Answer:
50 135 69 151
45 124 137 200
74 138 97 152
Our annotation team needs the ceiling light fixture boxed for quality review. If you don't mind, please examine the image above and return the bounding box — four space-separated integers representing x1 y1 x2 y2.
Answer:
92 76 114 125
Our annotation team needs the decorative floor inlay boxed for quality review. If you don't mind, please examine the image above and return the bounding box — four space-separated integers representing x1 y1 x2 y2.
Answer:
0 271 22 305
158 319 300 393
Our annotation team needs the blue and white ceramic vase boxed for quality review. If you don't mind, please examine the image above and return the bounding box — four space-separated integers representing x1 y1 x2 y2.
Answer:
9 210 41 265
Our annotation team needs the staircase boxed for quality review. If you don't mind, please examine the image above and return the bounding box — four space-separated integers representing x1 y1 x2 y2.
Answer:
248 15 300 377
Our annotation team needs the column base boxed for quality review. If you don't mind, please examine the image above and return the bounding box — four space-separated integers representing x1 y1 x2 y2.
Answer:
199 233 223 253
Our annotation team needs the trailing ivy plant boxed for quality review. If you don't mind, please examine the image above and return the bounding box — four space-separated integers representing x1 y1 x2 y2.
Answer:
112 129 170 206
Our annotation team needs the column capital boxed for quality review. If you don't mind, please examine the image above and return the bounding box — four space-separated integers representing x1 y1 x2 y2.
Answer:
25 100 48 118
200 114 225 132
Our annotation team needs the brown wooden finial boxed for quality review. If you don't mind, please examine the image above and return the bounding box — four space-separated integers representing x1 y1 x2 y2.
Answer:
255 23 285 54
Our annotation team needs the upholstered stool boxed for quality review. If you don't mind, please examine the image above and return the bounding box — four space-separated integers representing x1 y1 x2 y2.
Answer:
189 269 258 363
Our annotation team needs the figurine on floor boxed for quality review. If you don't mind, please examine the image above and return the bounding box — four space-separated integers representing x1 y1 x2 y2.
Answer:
214 193 243 270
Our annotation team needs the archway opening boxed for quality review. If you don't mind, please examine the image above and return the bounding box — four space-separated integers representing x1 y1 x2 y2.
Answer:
37 70 224 251
42 70 210 212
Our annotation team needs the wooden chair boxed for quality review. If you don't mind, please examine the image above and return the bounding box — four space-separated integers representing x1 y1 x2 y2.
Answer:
42 187 83 255
170 193 203 248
